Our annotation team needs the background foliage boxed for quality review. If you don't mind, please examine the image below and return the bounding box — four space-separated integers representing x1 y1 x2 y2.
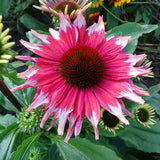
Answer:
0 0 160 160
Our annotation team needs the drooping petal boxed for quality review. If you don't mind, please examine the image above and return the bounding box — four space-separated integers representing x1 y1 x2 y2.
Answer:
84 89 100 139
98 79 145 104
93 86 129 124
27 89 49 111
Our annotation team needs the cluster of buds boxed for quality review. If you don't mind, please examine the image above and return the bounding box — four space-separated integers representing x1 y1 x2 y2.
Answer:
0 15 15 64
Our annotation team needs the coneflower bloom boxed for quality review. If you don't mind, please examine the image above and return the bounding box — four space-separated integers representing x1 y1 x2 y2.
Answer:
34 0 92 19
12 11 151 142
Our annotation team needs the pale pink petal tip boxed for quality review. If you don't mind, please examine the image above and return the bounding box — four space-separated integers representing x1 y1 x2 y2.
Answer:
115 36 132 49
94 126 99 140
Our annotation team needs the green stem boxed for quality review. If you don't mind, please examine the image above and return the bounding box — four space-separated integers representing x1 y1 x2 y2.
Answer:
0 80 22 111
102 5 126 24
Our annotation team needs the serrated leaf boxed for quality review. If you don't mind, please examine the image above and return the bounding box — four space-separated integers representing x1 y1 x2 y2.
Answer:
119 120 160 153
55 137 122 160
0 123 18 160
9 133 41 160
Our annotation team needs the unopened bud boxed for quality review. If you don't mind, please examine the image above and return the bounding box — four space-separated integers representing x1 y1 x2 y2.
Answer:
1 54 12 59
0 59 9 63
0 16 2 23
1 42 15 50
0 28 10 40
0 23 4 33
1 35 12 45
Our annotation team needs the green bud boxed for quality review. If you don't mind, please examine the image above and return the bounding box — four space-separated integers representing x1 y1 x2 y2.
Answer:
0 59 9 64
1 42 15 50
1 35 12 45
0 28 10 40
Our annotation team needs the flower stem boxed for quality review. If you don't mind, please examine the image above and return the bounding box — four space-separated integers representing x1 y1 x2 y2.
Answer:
102 5 126 24
0 80 22 111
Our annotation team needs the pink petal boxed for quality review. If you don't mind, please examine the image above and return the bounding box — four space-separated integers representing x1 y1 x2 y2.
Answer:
20 40 60 60
93 86 129 124
85 16 105 48
27 90 49 111
98 36 131 56
59 12 78 48
17 65 38 79
11 79 37 92
74 113 84 137
98 79 145 104
84 89 100 139
73 11 86 45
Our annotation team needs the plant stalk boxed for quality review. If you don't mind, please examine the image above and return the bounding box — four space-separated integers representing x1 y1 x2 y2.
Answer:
0 80 22 111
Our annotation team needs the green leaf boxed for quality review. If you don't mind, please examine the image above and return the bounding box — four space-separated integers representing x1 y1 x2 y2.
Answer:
105 23 158 54
0 0 12 17
55 137 122 160
0 114 18 128
106 7 120 30
10 61 26 69
106 23 158 39
2 73 37 108
142 12 150 24
20 14 48 31
49 144 63 160
0 123 18 160
145 83 160 114
123 40 138 54
10 133 41 160
0 92 19 113
119 120 160 153
26 31 43 44
135 10 142 22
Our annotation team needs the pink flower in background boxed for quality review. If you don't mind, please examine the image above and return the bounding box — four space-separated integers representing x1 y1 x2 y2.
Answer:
34 0 91 19
12 11 151 142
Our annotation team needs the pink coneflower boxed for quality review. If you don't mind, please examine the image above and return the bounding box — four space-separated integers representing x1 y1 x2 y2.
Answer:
34 0 91 19
12 11 151 142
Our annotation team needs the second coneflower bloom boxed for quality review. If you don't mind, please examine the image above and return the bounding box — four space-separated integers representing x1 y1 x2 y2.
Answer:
34 0 91 19
12 11 151 142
